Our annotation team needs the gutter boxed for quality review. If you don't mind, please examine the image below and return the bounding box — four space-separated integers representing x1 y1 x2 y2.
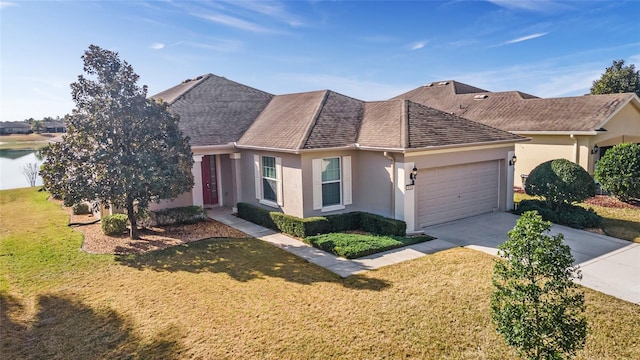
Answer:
511 130 599 136
233 142 356 154
355 137 529 153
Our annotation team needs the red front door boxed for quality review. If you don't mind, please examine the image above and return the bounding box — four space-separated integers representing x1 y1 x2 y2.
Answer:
201 155 218 206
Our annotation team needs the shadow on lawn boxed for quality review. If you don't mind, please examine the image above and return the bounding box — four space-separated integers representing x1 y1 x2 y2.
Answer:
115 238 391 291
0 292 184 359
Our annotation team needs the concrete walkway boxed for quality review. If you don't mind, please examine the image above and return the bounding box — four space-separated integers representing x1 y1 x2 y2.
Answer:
208 208 639 304
424 212 640 305
207 207 458 278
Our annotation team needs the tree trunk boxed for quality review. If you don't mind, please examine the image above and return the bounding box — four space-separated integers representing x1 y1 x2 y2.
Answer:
126 195 139 240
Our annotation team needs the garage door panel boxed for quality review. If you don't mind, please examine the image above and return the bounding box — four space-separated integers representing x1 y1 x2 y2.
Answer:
417 161 500 227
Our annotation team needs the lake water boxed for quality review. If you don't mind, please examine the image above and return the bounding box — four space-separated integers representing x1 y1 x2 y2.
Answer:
0 149 45 190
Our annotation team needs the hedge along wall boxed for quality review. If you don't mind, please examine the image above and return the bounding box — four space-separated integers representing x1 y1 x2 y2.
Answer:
237 203 406 238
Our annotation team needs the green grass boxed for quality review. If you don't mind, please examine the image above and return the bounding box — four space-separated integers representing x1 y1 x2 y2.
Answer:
2 188 639 359
514 192 640 242
305 232 433 259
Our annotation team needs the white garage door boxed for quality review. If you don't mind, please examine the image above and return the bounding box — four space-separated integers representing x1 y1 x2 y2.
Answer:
417 160 500 227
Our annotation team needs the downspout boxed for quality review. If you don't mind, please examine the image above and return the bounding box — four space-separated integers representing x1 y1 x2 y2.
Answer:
383 151 395 217
570 134 578 163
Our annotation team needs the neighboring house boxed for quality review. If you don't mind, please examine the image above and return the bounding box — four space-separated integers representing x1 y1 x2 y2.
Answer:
43 121 66 133
151 74 526 232
0 121 32 135
393 81 640 187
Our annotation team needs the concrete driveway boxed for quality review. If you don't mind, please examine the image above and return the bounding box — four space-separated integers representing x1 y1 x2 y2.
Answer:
424 212 640 305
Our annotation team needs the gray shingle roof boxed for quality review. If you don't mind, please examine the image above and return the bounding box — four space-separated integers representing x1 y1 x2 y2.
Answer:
152 74 273 147
155 75 525 151
237 90 364 150
357 100 522 149
394 80 637 132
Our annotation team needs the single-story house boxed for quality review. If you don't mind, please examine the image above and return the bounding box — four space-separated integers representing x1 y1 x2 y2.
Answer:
392 81 640 188
0 121 32 135
43 121 66 133
150 74 526 232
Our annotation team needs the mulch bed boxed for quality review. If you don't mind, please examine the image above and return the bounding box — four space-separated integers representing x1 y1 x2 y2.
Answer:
56 201 249 255
583 195 639 209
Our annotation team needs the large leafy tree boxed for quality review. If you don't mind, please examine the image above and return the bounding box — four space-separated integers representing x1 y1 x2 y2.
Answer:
590 59 640 97
41 45 194 239
491 211 586 360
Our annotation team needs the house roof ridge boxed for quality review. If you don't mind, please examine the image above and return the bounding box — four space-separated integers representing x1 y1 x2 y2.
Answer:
297 90 330 150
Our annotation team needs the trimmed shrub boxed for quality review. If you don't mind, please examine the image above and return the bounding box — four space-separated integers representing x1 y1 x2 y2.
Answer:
101 214 128 235
325 212 361 232
72 202 90 215
525 159 595 210
305 233 431 259
594 143 640 202
359 212 406 236
515 199 602 229
141 206 206 227
237 202 278 230
270 213 329 238
237 203 406 237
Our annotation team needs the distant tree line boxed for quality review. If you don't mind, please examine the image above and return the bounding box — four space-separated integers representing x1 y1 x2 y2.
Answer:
23 115 68 133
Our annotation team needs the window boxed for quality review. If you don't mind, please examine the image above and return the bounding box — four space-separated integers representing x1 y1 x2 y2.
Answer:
321 158 341 206
312 156 351 211
262 156 277 202
254 155 282 207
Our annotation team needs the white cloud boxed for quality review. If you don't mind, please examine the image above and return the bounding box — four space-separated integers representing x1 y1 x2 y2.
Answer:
264 73 411 101
150 43 165 50
220 0 304 27
411 41 427 50
197 12 273 33
448 61 605 98
503 32 548 45
0 2 17 10
485 0 571 13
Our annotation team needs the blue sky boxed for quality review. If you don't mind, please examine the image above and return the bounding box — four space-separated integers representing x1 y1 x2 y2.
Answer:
1 0 639 122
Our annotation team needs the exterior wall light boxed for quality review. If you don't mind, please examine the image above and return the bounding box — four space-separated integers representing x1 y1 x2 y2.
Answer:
591 145 599 154
509 155 517 166
409 167 418 185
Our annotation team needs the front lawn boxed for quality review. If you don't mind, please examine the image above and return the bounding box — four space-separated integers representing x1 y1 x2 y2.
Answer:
2 188 639 359
514 192 640 242
0 133 57 150
305 232 433 259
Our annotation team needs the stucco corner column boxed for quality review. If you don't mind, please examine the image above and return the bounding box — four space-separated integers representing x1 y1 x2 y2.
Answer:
394 162 417 233
192 155 204 207
229 152 242 213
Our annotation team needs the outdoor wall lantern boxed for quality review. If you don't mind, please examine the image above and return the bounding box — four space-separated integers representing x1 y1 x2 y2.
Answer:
509 155 517 166
409 167 418 185
591 145 599 154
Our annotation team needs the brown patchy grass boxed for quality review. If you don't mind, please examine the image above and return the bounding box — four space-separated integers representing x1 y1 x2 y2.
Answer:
2 188 639 359
0 133 59 149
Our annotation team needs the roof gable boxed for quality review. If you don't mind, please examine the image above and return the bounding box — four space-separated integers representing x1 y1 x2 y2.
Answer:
393 81 637 132
238 90 364 151
155 74 273 147
357 100 523 149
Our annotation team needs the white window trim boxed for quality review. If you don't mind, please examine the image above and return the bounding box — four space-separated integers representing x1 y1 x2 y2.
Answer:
312 156 352 212
254 154 283 208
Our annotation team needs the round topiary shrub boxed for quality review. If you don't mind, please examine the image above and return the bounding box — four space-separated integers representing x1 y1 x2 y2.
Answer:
101 214 128 236
72 202 90 215
594 143 640 202
525 159 595 210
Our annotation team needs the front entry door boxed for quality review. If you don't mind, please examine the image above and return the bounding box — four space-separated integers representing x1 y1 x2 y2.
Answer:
201 155 218 206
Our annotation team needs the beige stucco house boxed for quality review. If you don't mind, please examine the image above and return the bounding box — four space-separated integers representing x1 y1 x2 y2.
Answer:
393 81 640 188
151 74 526 232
